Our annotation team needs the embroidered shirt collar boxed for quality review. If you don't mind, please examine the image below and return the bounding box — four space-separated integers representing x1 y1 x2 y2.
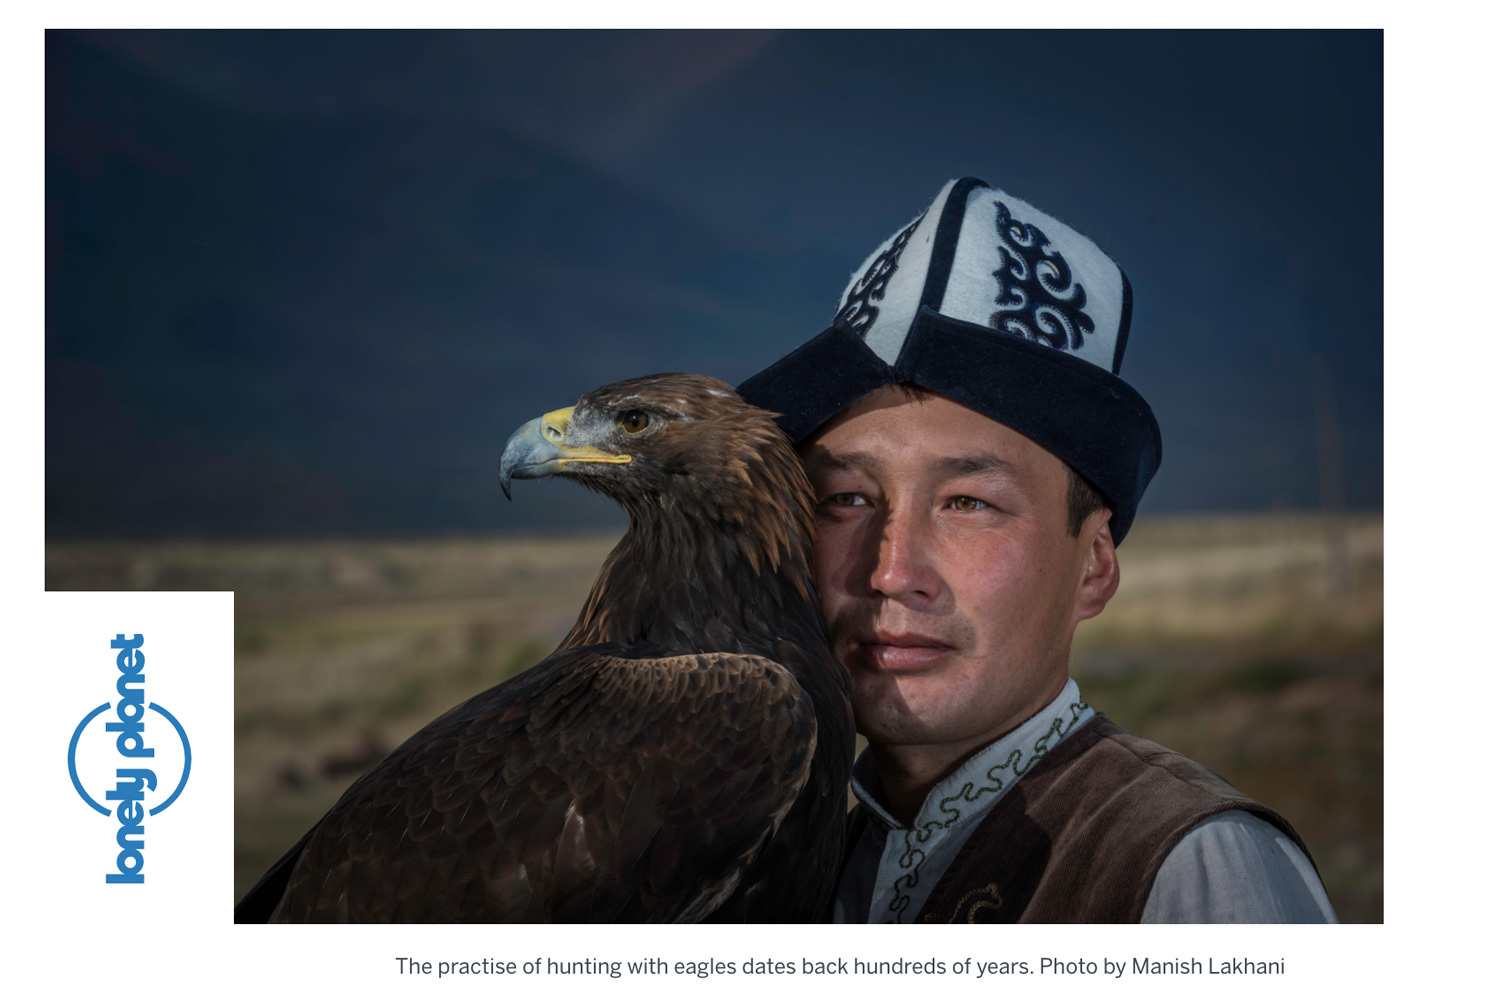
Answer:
844 679 1094 922
852 678 1094 833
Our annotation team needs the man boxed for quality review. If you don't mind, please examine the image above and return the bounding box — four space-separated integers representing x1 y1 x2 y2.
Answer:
738 177 1334 923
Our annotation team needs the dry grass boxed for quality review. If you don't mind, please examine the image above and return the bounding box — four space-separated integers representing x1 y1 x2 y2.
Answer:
47 512 1382 922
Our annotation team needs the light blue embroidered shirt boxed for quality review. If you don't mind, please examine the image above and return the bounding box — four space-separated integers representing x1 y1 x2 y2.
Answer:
833 679 1095 923
832 679 1336 923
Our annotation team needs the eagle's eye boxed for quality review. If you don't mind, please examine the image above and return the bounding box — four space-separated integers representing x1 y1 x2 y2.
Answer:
618 410 651 435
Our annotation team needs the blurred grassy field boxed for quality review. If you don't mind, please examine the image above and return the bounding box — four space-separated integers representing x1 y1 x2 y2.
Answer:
46 512 1382 922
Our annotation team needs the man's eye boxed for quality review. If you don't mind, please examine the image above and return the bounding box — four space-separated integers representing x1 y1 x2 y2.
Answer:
951 496 988 512
823 492 867 507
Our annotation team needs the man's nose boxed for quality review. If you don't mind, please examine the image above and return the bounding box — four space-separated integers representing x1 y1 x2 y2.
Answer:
866 504 939 601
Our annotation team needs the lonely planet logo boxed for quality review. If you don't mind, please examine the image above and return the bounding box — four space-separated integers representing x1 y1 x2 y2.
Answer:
68 634 192 884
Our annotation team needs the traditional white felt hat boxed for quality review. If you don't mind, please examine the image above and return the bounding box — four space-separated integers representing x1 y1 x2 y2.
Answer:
739 177 1161 542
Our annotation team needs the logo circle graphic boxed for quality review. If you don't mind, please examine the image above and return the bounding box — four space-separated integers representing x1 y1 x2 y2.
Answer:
68 701 193 817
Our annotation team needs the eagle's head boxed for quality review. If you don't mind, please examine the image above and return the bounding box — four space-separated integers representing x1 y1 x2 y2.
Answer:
499 372 803 518
500 372 817 603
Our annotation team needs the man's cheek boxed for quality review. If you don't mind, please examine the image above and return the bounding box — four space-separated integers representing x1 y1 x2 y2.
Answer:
812 526 866 598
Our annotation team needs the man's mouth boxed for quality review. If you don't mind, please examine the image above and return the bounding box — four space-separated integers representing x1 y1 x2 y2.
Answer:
851 631 955 671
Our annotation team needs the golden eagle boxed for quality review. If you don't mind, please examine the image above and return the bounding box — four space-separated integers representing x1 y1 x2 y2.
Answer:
234 373 853 922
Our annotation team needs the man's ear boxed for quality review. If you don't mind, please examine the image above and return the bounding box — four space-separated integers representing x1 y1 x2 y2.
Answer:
1075 509 1119 623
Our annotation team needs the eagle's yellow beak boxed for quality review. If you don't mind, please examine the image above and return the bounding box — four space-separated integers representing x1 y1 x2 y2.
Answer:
499 406 631 499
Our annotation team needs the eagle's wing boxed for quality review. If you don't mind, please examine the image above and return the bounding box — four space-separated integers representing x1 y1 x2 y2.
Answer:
259 646 818 922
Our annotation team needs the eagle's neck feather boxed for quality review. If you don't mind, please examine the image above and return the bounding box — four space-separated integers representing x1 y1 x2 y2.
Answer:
559 438 825 659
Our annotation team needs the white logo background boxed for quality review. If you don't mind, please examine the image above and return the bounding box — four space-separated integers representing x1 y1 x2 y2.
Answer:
29 592 231 914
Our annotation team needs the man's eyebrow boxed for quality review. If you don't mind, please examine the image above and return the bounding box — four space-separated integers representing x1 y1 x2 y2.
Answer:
932 454 1023 480
800 448 878 476
801 449 1022 481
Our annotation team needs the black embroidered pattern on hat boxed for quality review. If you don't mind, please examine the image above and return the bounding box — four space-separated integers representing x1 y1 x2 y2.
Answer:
989 198 1094 352
837 216 922 339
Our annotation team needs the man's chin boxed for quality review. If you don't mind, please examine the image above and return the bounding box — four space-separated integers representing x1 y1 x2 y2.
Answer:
848 672 948 746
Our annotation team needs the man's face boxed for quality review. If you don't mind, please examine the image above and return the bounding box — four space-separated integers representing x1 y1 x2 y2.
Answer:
801 385 1113 762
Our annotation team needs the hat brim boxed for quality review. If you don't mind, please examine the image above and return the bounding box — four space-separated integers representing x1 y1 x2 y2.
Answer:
738 310 1162 544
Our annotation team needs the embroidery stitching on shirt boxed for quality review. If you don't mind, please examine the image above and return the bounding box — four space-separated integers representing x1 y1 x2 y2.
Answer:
882 699 1089 922
919 883 1005 923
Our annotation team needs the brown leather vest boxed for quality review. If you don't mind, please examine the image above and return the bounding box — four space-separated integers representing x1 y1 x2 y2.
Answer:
849 714 1313 923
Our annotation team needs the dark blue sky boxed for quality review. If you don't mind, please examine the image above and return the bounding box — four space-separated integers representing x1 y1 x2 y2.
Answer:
46 29 1382 538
